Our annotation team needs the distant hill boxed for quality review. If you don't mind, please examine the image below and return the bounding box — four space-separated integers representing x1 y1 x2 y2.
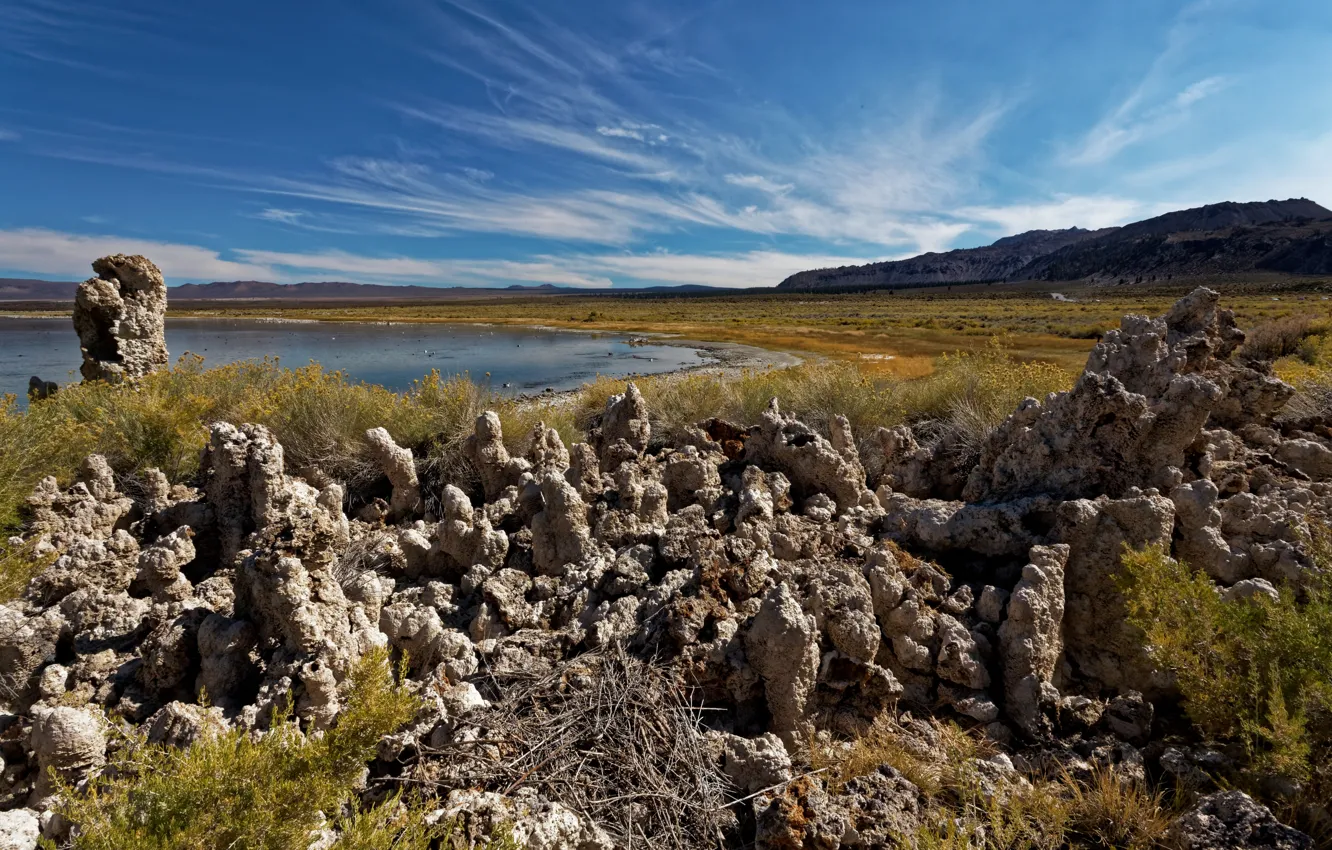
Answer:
1021 203 1332 281
778 198 1332 290
0 279 78 301
0 277 739 302
779 228 1113 290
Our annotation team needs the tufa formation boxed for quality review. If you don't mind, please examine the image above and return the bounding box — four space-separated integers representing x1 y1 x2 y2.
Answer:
1 288 1327 847
72 254 169 383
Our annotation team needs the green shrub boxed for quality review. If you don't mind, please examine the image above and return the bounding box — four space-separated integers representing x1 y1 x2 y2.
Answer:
1117 543 1332 796
0 537 56 604
1241 315 1329 363
0 394 96 533
52 648 422 850
322 792 442 850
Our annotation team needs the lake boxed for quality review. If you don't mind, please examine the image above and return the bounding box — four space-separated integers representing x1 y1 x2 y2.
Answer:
0 316 714 407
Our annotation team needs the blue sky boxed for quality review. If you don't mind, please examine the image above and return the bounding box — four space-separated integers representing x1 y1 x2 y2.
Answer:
1 0 1330 288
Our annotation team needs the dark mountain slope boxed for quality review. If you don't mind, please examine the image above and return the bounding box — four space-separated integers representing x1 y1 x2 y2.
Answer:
778 198 1332 290
1111 198 1330 240
777 227 1111 290
1023 203 1332 281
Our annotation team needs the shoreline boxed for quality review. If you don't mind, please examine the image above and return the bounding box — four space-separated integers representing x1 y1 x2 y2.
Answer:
506 336 805 410
0 314 804 403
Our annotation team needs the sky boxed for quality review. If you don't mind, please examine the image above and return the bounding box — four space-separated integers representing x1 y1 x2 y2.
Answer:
1 0 1330 289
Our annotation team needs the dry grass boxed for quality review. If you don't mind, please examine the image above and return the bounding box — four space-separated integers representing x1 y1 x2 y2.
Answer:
815 718 1172 849
165 283 1332 375
1062 768 1172 849
574 346 1071 459
812 716 988 798
409 645 731 849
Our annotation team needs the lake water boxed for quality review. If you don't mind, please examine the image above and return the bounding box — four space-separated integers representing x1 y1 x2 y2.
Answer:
0 316 713 407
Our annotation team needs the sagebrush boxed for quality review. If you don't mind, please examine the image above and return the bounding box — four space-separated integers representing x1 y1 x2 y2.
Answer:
1118 542 1332 812
51 648 422 850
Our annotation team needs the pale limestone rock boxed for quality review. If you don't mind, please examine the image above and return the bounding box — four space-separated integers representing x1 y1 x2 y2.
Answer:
28 706 106 803
526 422 570 475
964 289 1284 503
564 442 603 501
998 544 1068 737
435 788 612 850
745 583 819 747
1054 494 1174 693
0 809 39 850
662 445 723 511
1169 791 1312 850
935 613 989 691
364 427 420 520
465 412 532 501
431 485 507 577
143 701 227 748
745 400 878 515
597 382 650 471
719 732 792 793
977 585 1008 624
135 526 195 601
808 565 879 664
73 254 168 383
531 472 598 577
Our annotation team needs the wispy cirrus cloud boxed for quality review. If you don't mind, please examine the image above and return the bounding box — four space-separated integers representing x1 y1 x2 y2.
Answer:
395 105 671 173
724 173 794 195
249 92 1007 249
0 0 170 76
232 245 892 289
0 224 888 289
233 248 613 288
1063 75 1229 166
254 208 305 225
1061 1 1233 167
11 0 1017 262
956 195 1178 234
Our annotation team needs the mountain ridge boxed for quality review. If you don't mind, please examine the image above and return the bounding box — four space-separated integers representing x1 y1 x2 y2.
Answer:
778 198 1332 290
0 278 737 302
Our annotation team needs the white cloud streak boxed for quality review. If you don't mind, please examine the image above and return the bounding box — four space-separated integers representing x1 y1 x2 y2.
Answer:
17 0 1305 289
231 246 891 289
1064 75 1228 166
396 105 669 173
1062 3 1233 167
0 227 884 289
957 195 1175 233
255 208 305 225
0 228 273 281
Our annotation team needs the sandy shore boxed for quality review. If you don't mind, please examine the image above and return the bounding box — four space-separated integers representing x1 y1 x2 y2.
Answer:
507 335 805 410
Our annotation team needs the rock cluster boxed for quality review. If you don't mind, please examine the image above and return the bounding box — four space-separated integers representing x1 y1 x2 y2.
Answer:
72 254 169 383
1 288 1325 847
